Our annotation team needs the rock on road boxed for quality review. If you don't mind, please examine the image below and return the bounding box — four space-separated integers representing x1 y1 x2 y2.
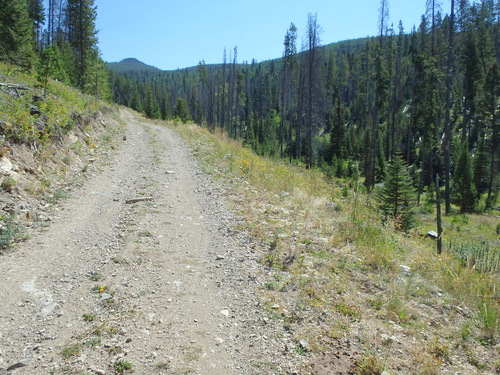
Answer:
0 110 286 374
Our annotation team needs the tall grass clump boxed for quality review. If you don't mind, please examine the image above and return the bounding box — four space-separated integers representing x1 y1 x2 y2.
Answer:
448 240 500 274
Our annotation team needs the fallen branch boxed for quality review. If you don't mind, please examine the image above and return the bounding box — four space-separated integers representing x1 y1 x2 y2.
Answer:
0 83 30 90
125 197 154 204
0 83 30 99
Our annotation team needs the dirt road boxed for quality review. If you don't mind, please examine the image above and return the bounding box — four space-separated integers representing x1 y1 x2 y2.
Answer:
0 110 287 374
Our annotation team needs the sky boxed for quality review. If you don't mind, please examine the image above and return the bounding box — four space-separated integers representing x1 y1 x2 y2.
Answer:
95 0 436 71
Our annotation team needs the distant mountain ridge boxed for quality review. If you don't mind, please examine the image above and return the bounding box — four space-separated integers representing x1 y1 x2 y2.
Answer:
106 37 370 73
107 58 160 73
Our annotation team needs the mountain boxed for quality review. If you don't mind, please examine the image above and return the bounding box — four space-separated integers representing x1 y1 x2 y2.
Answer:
107 58 160 73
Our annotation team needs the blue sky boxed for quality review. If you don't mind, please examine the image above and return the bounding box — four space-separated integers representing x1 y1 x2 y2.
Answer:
95 0 435 70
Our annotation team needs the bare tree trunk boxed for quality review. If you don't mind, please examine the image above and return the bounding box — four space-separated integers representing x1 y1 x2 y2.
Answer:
444 0 455 215
436 174 443 255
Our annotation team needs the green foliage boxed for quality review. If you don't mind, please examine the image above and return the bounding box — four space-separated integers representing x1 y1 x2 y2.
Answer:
447 240 500 274
113 360 132 373
452 142 479 213
0 215 25 250
60 344 81 359
0 0 36 68
378 153 416 231
0 62 103 147
173 98 190 123
355 354 385 375
38 45 71 85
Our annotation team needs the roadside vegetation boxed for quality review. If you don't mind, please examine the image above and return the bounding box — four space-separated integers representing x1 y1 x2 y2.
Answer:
0 62 121 253
171 120 500 374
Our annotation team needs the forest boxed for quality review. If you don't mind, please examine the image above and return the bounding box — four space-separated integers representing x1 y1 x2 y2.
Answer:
109 0 500 217
0 0 110 99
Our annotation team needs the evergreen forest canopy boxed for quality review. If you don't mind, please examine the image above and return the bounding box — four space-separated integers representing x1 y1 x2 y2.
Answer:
109 0 500 215
0 0 110 99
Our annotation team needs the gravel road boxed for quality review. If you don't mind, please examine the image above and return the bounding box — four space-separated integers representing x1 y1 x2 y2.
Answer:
0 110 290 375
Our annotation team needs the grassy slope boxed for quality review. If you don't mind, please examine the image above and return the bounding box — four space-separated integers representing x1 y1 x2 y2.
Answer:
0 63 124 248
0 63 105 146
169 122 500 374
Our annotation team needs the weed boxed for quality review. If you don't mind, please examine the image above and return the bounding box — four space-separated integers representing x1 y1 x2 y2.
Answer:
112 257 129 265
86 336 101 348
467 352 489 370
335 302 360 320
89 273 102 281
460 322 472 341
429 337 451 363
0 215 25 250
448 240 500 274
355 354 385 375
264 281 278 290
295 344 308 356
82 313 96 322
386 296 410 325
138 230 152 237
106 345 122 355
60 344 81 359
494 359 500 373
1 176 17 193
113 360 132 373
92 285 110 293
478 301 498 343
62 154 73 165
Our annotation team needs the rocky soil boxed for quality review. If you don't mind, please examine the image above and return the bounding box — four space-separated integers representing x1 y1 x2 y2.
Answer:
0 110 312 374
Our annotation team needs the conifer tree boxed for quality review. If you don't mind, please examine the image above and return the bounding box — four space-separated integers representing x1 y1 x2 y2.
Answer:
452 141 478 213
173 98 191 123
0 0 36 68
378 153 416 231
65 0 98 89
27 0 45 48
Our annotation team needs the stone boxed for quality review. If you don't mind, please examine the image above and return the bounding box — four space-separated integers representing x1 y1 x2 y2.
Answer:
299 339 309 350
427 230 438 239
216 254 225 260
398 265 410 274
7 357 32 371
0 156 13 175
214 337 224 345
101 293 113 300
220 309 230 317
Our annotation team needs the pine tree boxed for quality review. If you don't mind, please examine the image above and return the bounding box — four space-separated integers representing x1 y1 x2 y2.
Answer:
173 98 191 123
378 153 416 231
65 0 98 89
452 141 478 213
0 0 36 68
27 0 45 48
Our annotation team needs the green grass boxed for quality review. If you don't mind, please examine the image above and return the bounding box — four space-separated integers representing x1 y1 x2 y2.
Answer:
113 360 132 374
60 344 81 359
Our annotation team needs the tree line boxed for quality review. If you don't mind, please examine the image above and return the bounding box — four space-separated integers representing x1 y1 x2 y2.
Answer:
0 0 110 99
110 0 499 214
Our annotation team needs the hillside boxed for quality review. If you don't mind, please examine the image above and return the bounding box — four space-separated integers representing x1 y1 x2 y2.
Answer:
106 37 371 74
107 58 162 73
